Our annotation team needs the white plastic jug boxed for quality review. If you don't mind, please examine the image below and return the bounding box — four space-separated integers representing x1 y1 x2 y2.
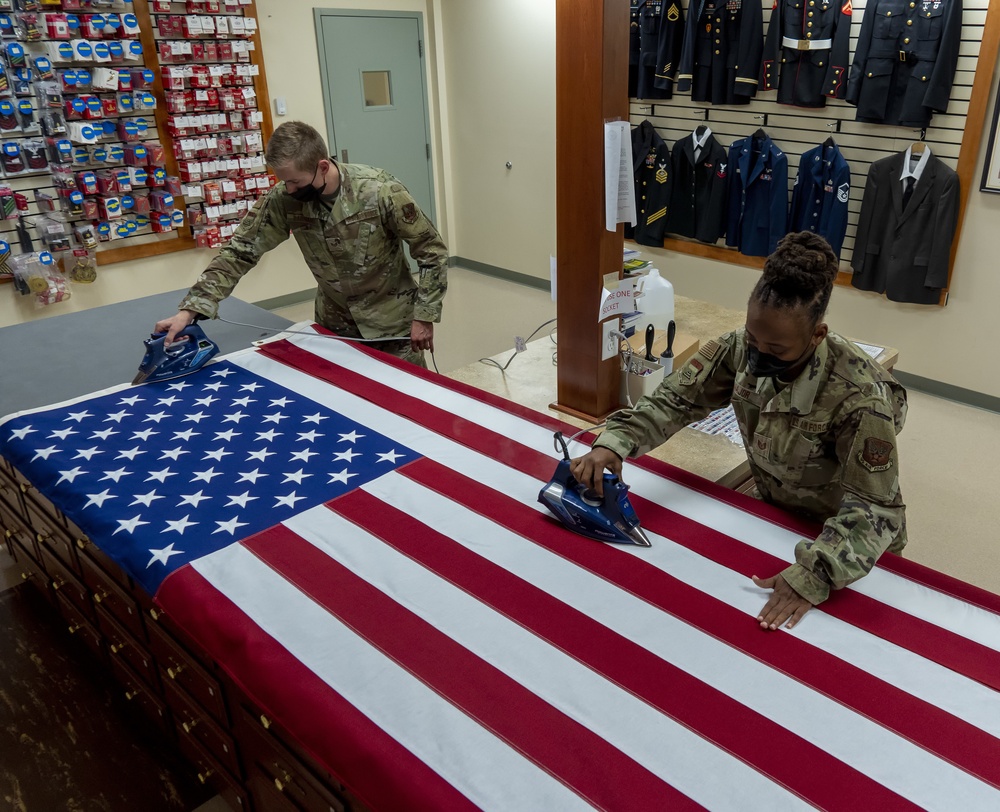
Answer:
636 268 674 336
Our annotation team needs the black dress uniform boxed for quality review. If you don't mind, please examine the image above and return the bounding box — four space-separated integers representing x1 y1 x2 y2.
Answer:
851 149 959 304
666 128 728 243
726 131 789 257
789 139 851 255
677 0 764 105
629 1 686 99
846 0 963 127
761 0 853 107
626 120 673 247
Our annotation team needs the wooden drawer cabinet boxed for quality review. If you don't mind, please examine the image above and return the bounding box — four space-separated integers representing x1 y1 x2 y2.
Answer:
79 545 147 642
57 591 104 662
40 542 93 623
147 616 229 728
96 605 159 692
9 536 52 602
164 676 242 781
1 497 36 556
70 518 132 591
24 496 80 578
109 654 174 738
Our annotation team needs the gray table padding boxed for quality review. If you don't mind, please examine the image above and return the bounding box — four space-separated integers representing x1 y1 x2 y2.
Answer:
0 291 294 417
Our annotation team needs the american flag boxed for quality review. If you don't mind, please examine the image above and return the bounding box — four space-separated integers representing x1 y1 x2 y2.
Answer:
3 326 1000 811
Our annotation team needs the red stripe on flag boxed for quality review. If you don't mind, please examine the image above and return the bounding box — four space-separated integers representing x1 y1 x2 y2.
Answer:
258 341 1000 685
156 556 478 812
400 457 1000 790
325 481 920 809
242 523 701 812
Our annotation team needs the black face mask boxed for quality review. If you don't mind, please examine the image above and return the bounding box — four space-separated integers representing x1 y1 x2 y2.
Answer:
746 343 814 379
287 165 322 203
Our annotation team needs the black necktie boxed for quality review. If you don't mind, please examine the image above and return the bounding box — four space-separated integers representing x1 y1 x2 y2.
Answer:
902 176 915 210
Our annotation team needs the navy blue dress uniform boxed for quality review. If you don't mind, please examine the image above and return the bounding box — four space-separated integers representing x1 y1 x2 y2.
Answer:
626 120 674 247
760 0 853 107
789 139 851 255
845 0 963 127
629 0 686 99
666 127 729 243
677 0 764 105
851 147 959 304
726 131 789 257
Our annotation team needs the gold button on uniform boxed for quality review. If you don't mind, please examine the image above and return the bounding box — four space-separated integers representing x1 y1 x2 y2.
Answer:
806 31 812 37
908 19 914 24
807 21 813 27
808 10 814 16
904 37 910 43
868 71 873 77
909 2 915 6
886 10 892 15
818 61 824 66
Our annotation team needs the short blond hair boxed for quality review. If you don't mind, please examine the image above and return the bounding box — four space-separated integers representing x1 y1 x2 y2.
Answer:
265 121 329 172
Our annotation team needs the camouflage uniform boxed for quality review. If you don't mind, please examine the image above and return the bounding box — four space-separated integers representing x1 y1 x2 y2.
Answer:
595 330 907 605
178 161 448 367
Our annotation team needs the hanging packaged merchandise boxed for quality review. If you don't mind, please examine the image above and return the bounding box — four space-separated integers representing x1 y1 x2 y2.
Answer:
10 218 71 306
64 247 97 283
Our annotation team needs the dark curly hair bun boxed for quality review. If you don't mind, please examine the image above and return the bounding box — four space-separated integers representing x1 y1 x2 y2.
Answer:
751 231 838 325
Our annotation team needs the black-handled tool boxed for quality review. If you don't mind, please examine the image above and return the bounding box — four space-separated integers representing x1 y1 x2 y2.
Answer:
644 323 655 361
660 320 676 373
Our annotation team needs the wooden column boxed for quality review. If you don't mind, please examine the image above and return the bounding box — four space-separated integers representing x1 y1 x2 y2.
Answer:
554 0 629 421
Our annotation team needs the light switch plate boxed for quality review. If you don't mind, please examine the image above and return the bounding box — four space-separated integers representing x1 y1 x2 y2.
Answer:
274 97 287 116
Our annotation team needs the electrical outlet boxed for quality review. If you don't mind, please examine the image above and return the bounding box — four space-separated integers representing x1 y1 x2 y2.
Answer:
601 320 619 361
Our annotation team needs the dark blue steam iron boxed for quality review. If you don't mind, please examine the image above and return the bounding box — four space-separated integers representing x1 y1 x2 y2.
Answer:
132 323 220 385
538 432 651 547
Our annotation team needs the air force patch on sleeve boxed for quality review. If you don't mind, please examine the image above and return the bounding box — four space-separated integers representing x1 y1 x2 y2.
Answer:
837 182 849 203
859 436 893 472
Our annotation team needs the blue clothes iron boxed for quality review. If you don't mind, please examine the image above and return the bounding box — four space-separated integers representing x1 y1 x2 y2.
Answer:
132 323 220 385
538 432 651 547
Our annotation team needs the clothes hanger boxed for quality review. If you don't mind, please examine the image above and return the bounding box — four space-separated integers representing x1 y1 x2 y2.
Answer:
694 124 708 138
910 128 927 154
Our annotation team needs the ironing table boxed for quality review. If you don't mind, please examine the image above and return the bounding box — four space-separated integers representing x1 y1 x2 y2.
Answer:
1 323 999 811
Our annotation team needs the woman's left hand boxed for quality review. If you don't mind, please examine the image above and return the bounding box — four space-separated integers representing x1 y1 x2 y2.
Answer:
751 573 812 630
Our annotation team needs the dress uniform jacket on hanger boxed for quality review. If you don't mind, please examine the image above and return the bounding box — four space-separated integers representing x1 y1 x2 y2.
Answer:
851 147 959 304
845 0 963 127
789 139 851 255
667 128 729 243
626 120 673 247
676 0 764 105
760 0 853 107
726 131 789 257
629 0 686 99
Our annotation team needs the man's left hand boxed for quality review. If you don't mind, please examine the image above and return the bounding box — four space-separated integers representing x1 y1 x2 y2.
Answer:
752 573 812 630
410 320 434 353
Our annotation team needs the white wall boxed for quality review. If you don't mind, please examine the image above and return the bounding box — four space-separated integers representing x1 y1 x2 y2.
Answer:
437 0 556 278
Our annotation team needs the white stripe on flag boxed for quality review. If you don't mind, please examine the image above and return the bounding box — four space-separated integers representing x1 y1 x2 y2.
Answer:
191 543 592 812
358 472 1000 811
283 503 813 812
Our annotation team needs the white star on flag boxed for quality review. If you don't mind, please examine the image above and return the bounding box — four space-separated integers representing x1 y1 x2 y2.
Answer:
90 428 119 440
377 450 405 464
105 410 131 423
334 449 361 462
214 430 241 441
115 447 145 461
130 429 157 441
192 467 224 483
290 449 319 463
262 412 288 424
84 489 117 508
339 431 364 443
73 447 104 461
144 411 170 424
203 381 228 392
256 430 282 442
213 516 249 535
146 542 183 566
31 446 61 461
297 431 323 443
65 410 93 423
194 395 219 407
232 396 257 407
166 381 192 391
269 397 292 407
163 515 198 535
49 428 78 440
236 468 268 484
247 448 275 462
282 469 312 485
183 412 210 424
274 491 307 509
10 426 37 440
302 412 328 424
157 396 181 407
240 383 263 392
225 491 259 508
172 429 200 441
328 469 358 485
146 467 178 483
100 468 132 483
114 515 149 535
203 448 234 461
222 411 249 424
57 467 88 484
130 490 165 508
210 368 236 377
118 395 144 406
160 447 189 461
178 490 212 507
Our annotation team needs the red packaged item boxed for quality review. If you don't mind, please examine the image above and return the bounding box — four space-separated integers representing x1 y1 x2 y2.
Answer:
165 175 183 196
101 96 118 117
151 0 172 12
202 180 221 206
132 193 151 214
81 197 99 218
204 42 219 63
149 190 175 212
187 205 207 226
98 196 122 219
76 169 98 195
14 192 29 211
95 170 119 195
115 168 133 192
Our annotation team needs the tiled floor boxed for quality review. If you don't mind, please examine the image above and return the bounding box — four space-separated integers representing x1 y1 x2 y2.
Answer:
2 269 998 809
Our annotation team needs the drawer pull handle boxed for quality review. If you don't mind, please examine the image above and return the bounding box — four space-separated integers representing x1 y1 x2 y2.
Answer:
36 532 50 544
110 643 122 654
76 538 89 550
149 608 160 621
197 769 213 785
20 483 27 493
167 664 185 679
5 529 11 539
124 689 137 701
67 623 81 634
260 714 271 729
182 719 199 733
20 571 33 581
274 777 285 792
93 589 109 604
52 579 64 591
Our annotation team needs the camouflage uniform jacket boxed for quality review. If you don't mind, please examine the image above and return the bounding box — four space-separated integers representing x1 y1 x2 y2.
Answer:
179 162 448 340
595 330 907 604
